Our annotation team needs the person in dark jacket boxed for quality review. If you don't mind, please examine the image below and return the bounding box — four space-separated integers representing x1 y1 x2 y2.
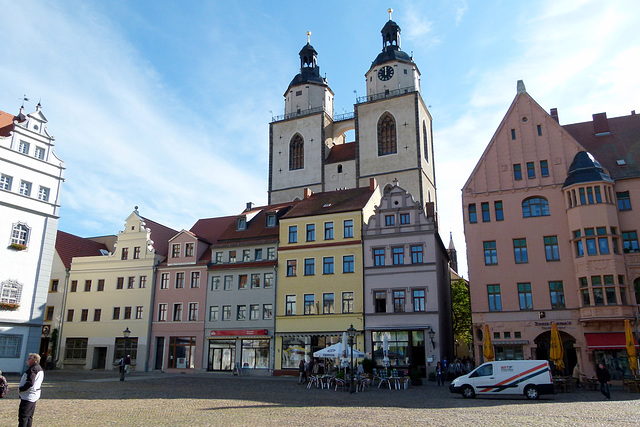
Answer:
596 363 611 399
18 353 44 427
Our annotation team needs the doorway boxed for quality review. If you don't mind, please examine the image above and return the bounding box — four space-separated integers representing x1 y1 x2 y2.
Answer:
92 347 107 369
155 337 165 370
208 340 235 371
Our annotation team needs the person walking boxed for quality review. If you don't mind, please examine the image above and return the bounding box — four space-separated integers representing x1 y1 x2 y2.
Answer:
18 353 44 427
436 361 444 386
124 354 131 374
572 363 584 388
596 362 611 399
298 359 306 384
0 370 8 398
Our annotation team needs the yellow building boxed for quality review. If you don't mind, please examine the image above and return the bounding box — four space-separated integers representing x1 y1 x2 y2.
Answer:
274 183 380 375
57 208 177 371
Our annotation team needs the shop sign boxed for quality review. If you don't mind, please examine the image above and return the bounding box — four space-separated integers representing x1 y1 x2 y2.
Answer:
210 329 268 337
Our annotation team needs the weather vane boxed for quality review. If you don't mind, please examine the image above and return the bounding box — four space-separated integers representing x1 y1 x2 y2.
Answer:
307 31 311 44
20 94 29 107
388 8 393 20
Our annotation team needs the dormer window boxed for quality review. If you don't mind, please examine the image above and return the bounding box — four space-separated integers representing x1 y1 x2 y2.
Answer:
237 217 246 230
266 214 276 228
18 141 29 154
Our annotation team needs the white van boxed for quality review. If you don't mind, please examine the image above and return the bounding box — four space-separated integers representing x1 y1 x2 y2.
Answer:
449 360 554 400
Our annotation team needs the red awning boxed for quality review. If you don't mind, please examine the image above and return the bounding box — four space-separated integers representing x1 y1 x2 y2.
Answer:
585 333 639 350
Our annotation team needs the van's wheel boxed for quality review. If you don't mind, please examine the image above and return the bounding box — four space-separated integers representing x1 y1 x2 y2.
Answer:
524 385 539 400
462 385 475 399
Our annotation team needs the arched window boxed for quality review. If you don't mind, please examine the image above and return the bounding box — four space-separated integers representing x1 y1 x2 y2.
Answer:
423 121 429 162
522 197 550 218
377 113 397 156
289 134 304 170
1 279 23 304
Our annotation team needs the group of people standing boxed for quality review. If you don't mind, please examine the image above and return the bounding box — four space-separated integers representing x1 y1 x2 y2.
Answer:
435 357 475 385
298 358 328 384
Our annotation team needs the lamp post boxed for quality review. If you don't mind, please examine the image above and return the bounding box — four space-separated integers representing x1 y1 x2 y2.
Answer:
120 327 130 381
347 324 357 394
428 328 436 349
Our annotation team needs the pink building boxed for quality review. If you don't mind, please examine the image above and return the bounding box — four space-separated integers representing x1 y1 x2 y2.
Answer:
463 81 640 378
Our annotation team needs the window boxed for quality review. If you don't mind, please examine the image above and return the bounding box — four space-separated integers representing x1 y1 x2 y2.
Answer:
229 251 236 262
511 129 516 140
343 255 355 273
264 272 274 288
70 280 77 292
136 306 143 320
587 187 594 204
303 258 315 275
242 249 250 262
604 275 617 305
487 285 502 311
238 275 248 289
306 224 315 241
323 293 335 314
172 244 180 258
385 215 395 226
393 290 405 312
124 306 132 320
81 280 90 292
175 273 184 289
10 223 29 246
80 309 89 322
35 147 47 161
373 248 385 266
540 160 549 177
127 276 135 289
222 305 231 321
324 222 334 240
173 303 183 321
285 295 296 315
423 121 429 162
286 260 297 277
400 213 410 224
481 202 490 222
585 228 597 256
215 252 223 263
50 279 59 292
289 134 304 170
526 162 535 179
592 276 604 306
374 291 386 313
139 276 146 289
288 225 298 243
121 247 129 260
343 220 353 238
263 304 273 319
494 201 504 221
617 191 631 211
160 273 169 289
537 124 543 136
37 186 50 201
209 306 218 321
0 280 22 305
251 273 261 288
18 141 30 154
623 231 639 253
323 257 334 274
579 188 586 205
513 238 528 264
250 304 260 320
518 283 533 310
158 304 167 321
237 217 246 230
484 241 497 265
190 272 200 288
468 204 477 223
45 306 54 321
513 164 522 180
544 236 560 261
0 334 23 358
113 307 120 320
304 294 315 315
0 174 13 190
411 245 423 264
64 338 87 360
168 337 196 369
67 309 74 322
574 230 584 257
342 292 354 314
597 227 609 255
188 303 198 321
580 277 590 306
392 247 404 265
255 248 263 261
522 197 549 217
210 276 221 291
267 247 276 260
413 289 426 312
224 275 232 290
595 186 602 203
19 180 31 196
185 243 194 257
377 113 397 155
266 214 276 227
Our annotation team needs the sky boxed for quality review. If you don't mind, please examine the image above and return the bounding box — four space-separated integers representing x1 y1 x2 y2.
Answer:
1 0 639 279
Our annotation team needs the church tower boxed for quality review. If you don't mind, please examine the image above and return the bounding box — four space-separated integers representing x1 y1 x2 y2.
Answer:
355 8 436 211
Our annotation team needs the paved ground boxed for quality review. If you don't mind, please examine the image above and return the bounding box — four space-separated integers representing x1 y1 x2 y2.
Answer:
1 371 639 426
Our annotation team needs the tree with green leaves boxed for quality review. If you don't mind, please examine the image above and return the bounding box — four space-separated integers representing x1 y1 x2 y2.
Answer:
451 279 472 346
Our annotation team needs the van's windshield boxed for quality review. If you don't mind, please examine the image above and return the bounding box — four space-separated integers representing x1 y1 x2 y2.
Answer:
470 363 493 377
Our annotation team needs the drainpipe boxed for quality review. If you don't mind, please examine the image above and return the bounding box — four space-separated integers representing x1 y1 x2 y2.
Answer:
55 268 70 367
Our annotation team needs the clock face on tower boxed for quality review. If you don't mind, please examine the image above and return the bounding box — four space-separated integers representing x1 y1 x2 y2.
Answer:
377 65 394 81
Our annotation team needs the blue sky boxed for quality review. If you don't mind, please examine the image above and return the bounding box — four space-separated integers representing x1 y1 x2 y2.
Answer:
1 0 639 278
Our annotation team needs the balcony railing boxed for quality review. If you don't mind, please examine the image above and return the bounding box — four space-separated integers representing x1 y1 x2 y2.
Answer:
271 106 325 122
333 112 354 122
356 86 417 104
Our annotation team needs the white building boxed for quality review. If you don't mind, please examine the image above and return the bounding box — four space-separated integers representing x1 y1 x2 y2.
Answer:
0 103 65 373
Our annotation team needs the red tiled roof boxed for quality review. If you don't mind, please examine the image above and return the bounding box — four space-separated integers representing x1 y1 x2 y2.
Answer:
325 142 356 164
0 110 16 137
282 187 375 218
140 217 179 258
55 230 109 269
563 112 640 180
215 201 299 243
189 215 238 244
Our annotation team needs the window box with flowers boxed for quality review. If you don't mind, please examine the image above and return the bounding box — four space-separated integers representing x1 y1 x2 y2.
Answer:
9 243 27 251
0 302 20 311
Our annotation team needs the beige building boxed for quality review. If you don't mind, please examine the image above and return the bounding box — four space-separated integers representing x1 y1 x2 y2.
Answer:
463 81 640 378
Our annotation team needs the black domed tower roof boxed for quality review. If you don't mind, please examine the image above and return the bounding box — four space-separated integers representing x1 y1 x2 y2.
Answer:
371 10 413 67
286 32 328 91
563 151 614 188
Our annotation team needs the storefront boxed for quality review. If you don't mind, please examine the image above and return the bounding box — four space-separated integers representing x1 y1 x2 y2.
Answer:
207 329 271 374
585 332 640 379
371 330 426 370
279 334 342 373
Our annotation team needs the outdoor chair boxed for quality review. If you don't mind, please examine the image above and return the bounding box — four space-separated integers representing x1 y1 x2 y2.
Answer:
307 375 318 389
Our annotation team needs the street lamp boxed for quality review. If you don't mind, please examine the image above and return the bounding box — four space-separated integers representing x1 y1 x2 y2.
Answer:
347 324 357 394
120 327 131 381
428 328 436 349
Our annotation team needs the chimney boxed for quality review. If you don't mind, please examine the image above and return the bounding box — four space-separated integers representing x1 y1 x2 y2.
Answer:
303 188 313 199
245 202 254 211
369 177 377 190
550 108 559 123
516 80 526 94
592 112 610 135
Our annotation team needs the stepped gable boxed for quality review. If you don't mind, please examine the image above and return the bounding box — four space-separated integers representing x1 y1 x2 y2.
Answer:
55 230 109 269
140 217 179 257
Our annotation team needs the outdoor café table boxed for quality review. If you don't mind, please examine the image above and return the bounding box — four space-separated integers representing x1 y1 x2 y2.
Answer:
586 378 599 391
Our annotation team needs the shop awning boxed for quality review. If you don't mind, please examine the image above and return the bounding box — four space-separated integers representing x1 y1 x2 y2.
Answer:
585 332 639 350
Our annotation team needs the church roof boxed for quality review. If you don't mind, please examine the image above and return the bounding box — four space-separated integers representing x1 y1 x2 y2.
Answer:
371 47 413 68
325 142 356 164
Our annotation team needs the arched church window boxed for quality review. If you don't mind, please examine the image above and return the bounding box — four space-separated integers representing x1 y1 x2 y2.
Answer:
423 121 429 162
522 197 550 218
377 113 397 156
289 134 304 170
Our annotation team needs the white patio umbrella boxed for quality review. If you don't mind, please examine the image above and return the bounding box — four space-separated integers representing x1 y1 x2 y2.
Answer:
313 342 365 358
382 334 390 368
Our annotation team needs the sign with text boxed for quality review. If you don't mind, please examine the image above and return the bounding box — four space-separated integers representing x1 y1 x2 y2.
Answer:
210 329 268 337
